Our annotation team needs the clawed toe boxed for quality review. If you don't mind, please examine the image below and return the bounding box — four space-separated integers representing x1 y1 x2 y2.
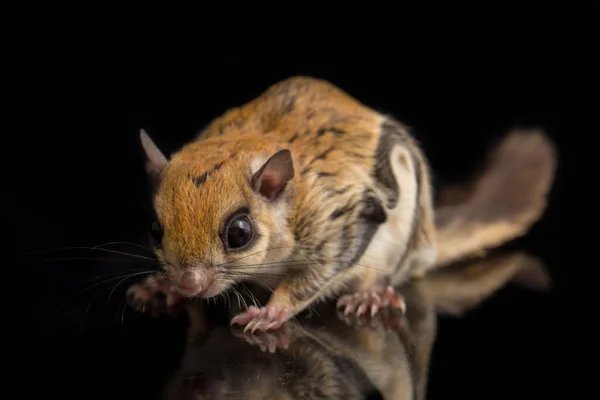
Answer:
231 325 292 353
338 307 404 331
230 306 290 333
336 286 406 330
337 286 406 317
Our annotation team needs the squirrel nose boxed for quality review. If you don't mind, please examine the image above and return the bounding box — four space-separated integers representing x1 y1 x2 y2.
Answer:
177 270 206 296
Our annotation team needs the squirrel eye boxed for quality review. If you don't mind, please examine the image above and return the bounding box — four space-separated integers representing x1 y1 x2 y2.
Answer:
225 215 254 250
151 220 163 245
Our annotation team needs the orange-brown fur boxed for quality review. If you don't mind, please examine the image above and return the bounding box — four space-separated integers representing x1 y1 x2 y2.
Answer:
129 126 557 331
143 76 437 324
138 76 556 330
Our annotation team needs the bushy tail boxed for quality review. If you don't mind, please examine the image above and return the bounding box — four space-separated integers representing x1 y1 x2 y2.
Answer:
432 129 557 269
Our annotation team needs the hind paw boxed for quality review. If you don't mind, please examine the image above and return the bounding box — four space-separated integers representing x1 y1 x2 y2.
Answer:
336 286 406 318
337 304 404 331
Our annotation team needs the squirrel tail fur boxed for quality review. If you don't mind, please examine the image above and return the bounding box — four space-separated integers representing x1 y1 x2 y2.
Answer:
432 129 557 271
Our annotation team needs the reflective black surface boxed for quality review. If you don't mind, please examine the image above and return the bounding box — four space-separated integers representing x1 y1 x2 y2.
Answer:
25 247 557 400
159 251 556 400
13 6 588 398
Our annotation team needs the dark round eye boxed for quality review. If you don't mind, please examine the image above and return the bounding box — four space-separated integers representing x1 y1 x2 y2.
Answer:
225 215 254 250
151 220 163 245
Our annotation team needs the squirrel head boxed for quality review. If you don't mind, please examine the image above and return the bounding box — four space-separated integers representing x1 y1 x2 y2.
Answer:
140 129 296 298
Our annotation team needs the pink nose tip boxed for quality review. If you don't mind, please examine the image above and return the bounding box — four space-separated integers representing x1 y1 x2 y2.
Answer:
177 271 205 295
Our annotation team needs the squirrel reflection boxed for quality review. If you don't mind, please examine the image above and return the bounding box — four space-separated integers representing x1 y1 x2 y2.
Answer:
162 250 549 400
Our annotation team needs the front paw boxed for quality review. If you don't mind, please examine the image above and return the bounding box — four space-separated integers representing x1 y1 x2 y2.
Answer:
126 274 185 317
230 306 290 333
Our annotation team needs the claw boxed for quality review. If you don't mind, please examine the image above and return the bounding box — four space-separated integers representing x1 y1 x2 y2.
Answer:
370 304 379 318
336 286 406 320
232 306 290 333
232 323 293 353
230 305 261 326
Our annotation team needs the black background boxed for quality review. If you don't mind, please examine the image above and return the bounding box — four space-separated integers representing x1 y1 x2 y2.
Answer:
11 4 595 399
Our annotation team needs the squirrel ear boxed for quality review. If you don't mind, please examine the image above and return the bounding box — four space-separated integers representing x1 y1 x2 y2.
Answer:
252 149 295 201
140 129 168 182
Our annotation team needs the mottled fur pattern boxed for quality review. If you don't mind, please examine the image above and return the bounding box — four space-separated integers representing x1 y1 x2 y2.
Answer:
144 76 436 321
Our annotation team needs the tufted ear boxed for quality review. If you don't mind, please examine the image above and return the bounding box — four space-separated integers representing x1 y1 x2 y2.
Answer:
252 149 295 201
140 129 168 183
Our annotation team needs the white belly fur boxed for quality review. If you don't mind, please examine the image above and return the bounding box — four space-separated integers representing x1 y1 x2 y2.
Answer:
357 143 419 279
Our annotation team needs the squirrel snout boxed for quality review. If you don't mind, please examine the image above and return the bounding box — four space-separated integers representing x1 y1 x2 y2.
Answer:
176 270 210 297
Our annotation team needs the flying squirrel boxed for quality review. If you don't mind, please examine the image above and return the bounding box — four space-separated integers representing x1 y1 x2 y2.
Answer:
128 76 556 333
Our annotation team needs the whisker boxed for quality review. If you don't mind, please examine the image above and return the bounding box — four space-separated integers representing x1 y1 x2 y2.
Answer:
218 246 299 267
225 278 325 323
23 241 153 256
81 248 157 261
120 303 127 327
79 285 116 332
81 301 95 330
235 273 337 301
55 271 156 313
77 267 157 284
221 292 228 307
238 289 247 310
239 284 259 308
25 256 160 265
86 241 153 254
223 268 350 316
23 246 157 262
230 259 386 273
225 290 231 308
106 273 147 303
232 288 243 309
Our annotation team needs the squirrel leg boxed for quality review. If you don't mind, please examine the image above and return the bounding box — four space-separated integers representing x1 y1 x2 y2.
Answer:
230 265 402 333
230 265 359 333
